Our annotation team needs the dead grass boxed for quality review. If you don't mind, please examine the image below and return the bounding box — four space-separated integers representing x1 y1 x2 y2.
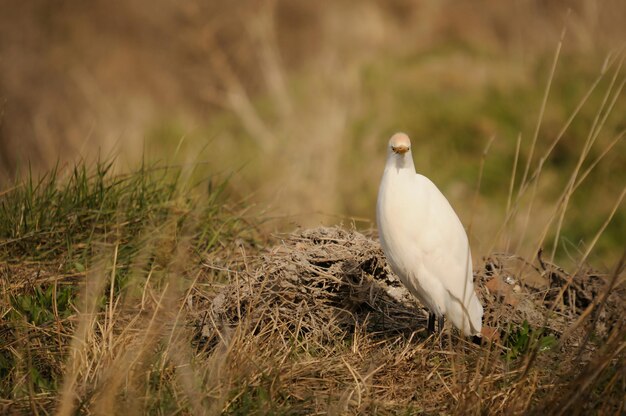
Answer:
195 227 625 414
3 216 623 414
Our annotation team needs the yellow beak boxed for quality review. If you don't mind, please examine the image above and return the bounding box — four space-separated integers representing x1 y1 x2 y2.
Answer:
392 145 409 154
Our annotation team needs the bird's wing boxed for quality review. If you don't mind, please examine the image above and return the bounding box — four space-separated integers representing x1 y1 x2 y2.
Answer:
414 174 475 304
413 176 482 335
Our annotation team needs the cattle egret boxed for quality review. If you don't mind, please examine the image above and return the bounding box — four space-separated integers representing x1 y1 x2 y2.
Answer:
376 132 483 336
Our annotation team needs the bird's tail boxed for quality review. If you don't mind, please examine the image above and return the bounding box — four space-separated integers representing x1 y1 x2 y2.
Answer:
467 294 483 336
446 292 483 337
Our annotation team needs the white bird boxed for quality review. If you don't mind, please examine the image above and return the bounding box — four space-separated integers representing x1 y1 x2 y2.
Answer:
376 132 483 336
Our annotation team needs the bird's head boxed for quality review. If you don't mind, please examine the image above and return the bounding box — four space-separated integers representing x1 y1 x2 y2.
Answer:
384 132 416 174
388 132 411 156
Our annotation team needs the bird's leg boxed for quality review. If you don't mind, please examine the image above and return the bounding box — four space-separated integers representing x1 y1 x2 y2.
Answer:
427 312 435 334
437 315 445 334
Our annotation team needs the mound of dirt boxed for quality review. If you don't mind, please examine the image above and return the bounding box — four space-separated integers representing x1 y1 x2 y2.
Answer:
196 227 625 350
478 250 625 343
200 227 418 347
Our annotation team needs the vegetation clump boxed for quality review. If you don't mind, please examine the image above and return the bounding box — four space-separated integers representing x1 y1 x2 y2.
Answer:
1 168 623 414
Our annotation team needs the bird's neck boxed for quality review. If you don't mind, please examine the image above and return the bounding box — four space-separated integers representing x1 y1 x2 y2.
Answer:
384 154 416 178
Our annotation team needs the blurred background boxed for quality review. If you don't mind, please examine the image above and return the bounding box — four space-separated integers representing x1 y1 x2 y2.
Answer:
1 0 624 268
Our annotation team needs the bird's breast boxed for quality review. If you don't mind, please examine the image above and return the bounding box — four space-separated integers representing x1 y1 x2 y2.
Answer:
377 175 429 271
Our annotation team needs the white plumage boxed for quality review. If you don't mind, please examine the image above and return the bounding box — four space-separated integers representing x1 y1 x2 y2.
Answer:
376 132 483 336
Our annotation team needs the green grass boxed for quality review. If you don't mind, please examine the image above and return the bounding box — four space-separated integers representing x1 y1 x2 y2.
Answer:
502 320 557 361
0 161 257 411
0 159 248 263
